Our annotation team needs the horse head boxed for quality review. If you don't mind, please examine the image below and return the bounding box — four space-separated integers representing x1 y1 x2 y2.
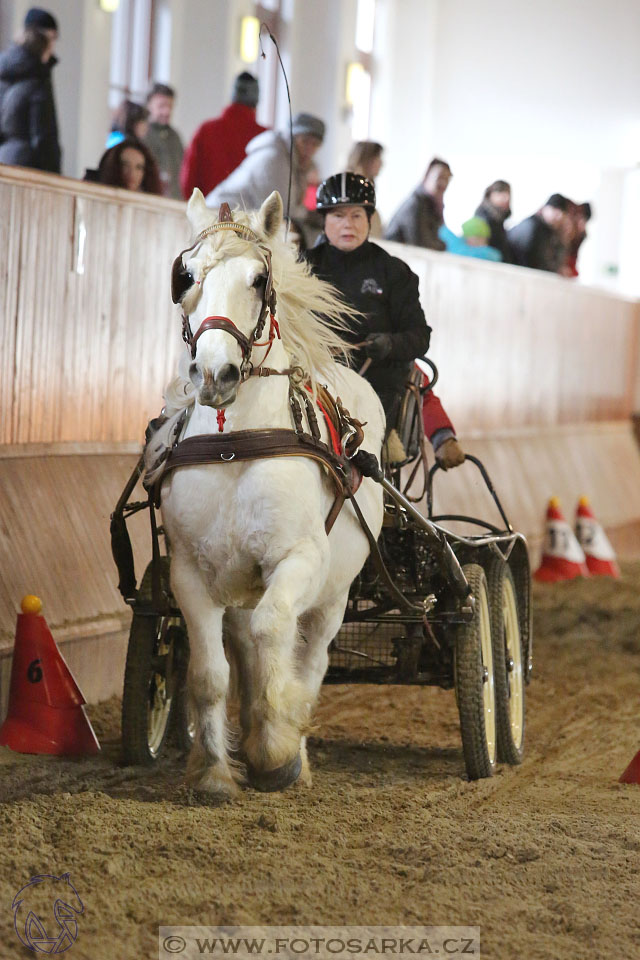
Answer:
174 188 284 409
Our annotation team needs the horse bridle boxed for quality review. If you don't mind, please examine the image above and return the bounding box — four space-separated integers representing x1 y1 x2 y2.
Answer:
171 203 279 379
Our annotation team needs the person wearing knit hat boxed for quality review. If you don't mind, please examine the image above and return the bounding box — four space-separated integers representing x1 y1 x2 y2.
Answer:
24 8 58 31
509 194 571 273
461 216 492 244
205 111 325 220
180 72 266 199
0 7 61 172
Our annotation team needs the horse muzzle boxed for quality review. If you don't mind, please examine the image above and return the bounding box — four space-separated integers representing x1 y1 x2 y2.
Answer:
190 362 241 408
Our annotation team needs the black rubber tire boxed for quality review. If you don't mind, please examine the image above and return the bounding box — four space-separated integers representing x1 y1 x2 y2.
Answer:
484 556 526 765
454 563 497 780
121 560 185 765
169 632 195 755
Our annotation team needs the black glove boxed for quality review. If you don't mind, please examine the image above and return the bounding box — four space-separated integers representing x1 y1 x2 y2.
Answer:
364 332 393 361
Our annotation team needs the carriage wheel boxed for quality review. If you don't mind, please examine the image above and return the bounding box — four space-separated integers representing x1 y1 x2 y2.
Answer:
121 561 190 764
484 557 525 764
454 563 497 780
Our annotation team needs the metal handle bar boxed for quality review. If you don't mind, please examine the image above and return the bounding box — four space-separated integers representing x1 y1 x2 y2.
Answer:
427 453 513 533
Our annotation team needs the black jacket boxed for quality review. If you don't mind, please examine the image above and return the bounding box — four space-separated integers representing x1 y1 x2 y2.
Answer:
384 189 446 251
508 213 564 273
475 200 513 263
304 239 431 402
0 44 61 173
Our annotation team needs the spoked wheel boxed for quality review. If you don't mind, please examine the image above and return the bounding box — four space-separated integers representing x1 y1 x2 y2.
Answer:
121 561 191 764
484 556 525 764
454 563 497 780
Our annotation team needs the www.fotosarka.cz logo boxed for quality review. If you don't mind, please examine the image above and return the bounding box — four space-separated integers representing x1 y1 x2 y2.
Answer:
12 873 84 954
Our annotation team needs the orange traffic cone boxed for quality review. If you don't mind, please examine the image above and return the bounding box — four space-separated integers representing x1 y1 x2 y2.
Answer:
620 749 640 784
534 496 589 583
0 596 100 755
575 496 621 578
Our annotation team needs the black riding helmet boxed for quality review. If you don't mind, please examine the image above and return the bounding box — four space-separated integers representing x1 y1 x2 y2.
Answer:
316 171 376 213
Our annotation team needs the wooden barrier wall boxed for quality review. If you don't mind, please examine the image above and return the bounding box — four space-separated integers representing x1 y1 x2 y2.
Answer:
1 167 639 709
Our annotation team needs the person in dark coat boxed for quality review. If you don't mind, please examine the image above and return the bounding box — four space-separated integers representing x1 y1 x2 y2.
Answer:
475 179 513 263
508 194 570 273
305 172 465 469
0 8 61 173
384 158 452 250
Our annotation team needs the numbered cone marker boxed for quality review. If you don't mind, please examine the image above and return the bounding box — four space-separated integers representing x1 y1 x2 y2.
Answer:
534 497 589 583
0 596 100 755
575 496 621 578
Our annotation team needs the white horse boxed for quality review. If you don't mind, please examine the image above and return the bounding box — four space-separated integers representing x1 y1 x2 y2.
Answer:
146 189 385 798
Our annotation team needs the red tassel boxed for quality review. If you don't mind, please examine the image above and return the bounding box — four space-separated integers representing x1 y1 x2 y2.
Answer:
217 409 226 432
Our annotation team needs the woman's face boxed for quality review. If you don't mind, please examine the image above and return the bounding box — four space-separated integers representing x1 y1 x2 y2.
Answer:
324 206 370 252
133 118 149 140
120 147 146 191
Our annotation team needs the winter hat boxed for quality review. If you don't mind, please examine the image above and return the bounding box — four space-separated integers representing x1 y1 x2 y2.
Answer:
232 72 259 108
291 113 325 142
462 216 491 239
545 193 570 212
24 7 58 31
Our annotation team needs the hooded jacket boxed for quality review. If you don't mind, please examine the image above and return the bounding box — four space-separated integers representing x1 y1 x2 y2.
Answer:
180 103 266 200
0 43 60 173
384 188 446 251
205 129 307 218
304 238 431 405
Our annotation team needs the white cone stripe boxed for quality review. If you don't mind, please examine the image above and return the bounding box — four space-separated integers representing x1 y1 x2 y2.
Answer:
543 519 586 563
576 517 617 561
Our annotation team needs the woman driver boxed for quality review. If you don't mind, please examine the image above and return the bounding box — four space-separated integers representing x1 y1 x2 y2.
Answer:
304 172 465 469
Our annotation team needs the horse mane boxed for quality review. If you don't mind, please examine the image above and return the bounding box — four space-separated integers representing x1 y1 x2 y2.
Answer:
145 205 358 480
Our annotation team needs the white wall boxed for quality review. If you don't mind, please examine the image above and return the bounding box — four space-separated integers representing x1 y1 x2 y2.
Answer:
373 0 640 289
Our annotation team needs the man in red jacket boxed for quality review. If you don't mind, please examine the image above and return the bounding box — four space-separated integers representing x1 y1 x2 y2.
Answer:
180 72 266 200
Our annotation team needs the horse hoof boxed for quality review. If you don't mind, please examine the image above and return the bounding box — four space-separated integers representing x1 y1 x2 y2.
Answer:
247 753 302 792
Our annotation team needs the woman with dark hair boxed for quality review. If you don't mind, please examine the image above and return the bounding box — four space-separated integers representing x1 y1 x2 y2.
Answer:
97 138 162 195
0 7 61 173
474 179 513 262
106 99 149 149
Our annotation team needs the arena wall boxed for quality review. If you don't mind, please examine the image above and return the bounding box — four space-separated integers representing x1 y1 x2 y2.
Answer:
1 167 639 713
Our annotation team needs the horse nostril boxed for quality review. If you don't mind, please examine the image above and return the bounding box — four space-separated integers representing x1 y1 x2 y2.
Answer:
189 362 203 388
218 364 241 387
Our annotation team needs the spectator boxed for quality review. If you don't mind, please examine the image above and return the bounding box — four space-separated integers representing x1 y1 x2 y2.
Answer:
564 201 592 278
0 7 61 173
106 100 149 149
180 72 266 200
206 112 325 220
508 194 570 273
439 217 502 261
385 158 452 250
143 82 183 200
347 140 384 237
96 138 162 195
475 179 513 262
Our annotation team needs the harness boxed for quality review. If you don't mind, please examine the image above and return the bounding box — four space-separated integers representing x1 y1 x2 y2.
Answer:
152 204 366 533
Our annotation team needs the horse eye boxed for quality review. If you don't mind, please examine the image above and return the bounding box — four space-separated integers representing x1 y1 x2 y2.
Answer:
252 274 267 290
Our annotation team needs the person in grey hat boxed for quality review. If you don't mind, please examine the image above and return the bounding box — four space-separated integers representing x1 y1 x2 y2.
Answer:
180 72 266 199
206 111 325 220
0 7 61 172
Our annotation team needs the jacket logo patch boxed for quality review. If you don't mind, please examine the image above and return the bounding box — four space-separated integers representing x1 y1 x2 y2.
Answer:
361 278 383 295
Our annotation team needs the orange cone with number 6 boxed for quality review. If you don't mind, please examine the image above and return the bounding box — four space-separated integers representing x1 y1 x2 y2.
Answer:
534 497 589 583
575 496 620 578
0 596 100 755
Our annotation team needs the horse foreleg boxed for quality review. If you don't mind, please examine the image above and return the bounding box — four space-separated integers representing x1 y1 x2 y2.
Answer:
171 558 238 798
245 543 327 790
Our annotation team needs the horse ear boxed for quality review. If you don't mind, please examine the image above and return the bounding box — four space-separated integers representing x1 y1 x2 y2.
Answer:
259 191 283 238
186 188 214 235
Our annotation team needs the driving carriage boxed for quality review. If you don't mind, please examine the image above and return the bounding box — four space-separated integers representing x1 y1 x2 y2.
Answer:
110 190 532 793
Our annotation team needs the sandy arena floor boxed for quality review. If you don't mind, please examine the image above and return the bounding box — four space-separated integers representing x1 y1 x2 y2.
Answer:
1 566 639 960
